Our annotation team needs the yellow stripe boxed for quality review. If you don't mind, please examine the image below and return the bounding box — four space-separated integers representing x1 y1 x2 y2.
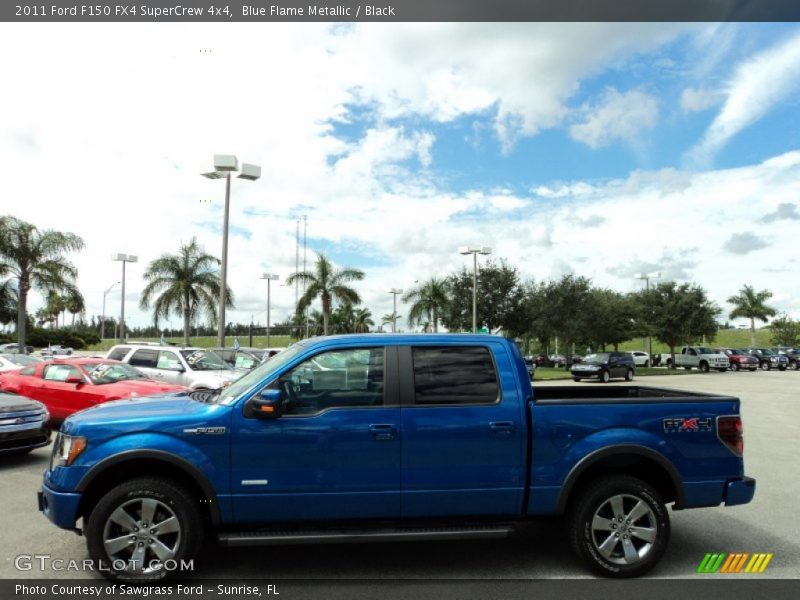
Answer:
744 554 758 573
758 554 773 573
749 554 765 573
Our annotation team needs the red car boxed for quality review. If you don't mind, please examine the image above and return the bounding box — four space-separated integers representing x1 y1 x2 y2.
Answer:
0 358 186 424
716 348 759 372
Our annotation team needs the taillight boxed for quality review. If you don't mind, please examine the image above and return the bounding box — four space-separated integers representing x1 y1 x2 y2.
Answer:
717 416 743 456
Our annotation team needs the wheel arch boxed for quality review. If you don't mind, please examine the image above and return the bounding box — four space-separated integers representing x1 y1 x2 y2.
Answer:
75 450 221 527
556 445 684 515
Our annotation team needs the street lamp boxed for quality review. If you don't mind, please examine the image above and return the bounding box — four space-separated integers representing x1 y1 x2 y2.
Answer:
635 271 661 364
111 254 138 342
459 246 492 333
261 273 279 347
100 281 119 341
203 154 261 347
387 288 403 333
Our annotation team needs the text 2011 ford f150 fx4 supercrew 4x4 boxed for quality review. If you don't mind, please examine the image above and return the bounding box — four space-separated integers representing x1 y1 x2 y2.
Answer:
38 334 755 581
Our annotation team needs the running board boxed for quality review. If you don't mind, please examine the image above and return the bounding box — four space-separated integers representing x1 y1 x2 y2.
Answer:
218 525 515 547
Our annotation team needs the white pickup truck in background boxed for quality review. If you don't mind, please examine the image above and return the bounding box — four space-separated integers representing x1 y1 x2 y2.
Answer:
661 346 729 372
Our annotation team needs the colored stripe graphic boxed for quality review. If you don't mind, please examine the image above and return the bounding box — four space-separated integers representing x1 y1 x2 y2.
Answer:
697 553 727 573
698 553 773 574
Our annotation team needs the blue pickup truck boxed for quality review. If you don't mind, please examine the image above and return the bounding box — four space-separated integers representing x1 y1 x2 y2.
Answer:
38 334 755 581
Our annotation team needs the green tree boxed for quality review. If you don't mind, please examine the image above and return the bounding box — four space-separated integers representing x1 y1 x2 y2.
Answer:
64 287 86 327
641 282 721 368
541 274 595 367
727 285 777 347
441 259 525 333
586 289 638 352
0 279 17 326
139 237 232 345
353 307 374 333
769 314 800 348
0 216 84 347
286 253 364 336
403 277 449 333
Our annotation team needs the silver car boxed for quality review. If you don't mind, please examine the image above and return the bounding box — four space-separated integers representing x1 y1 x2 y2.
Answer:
106 344 241 390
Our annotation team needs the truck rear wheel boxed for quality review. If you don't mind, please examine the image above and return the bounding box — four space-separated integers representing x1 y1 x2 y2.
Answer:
85 477 204 582
569 475 670 578
731 362 740 371
625 368 634 382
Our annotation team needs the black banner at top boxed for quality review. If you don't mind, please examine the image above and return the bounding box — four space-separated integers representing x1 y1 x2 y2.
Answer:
4 0 800 23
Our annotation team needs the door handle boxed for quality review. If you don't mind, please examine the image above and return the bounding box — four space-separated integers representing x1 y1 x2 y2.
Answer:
369 424 397 441
489 421 515 436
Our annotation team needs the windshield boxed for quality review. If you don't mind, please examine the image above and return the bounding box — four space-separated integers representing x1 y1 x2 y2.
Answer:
583 353 610 364
84 362 148 384
180 350 231 371
759 349 775 356
215 343 307 405
4 354 42 366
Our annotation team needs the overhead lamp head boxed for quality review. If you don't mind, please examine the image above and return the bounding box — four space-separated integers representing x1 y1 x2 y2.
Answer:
479 246 492 255
112 253 138 262
201 171 226 179
238 163 261 181
214 154 238 172
261 273 279 281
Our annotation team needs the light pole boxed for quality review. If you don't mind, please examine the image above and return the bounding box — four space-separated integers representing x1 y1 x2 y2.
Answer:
203 154 261 348
100 281 119 342
635 271 661 365
387 288 403 333
261 273 279 347
112 254 138 342
459 246 492 333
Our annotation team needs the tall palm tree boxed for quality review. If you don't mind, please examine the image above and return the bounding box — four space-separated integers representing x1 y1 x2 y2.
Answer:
727 284 777 347
286 253 364 336
0 279 18 326
403 277 450 332
0 216 84 346
139 238 233 345
64 288 86 327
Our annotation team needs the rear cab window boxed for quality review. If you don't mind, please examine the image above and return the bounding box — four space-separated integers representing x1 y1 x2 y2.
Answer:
128 349 158 368
411 346 499 405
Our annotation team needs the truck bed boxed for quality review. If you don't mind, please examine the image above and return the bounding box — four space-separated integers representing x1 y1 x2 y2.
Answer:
533 385 737 404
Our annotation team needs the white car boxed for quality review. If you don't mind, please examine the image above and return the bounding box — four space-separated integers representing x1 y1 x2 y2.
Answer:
48 345 74 356
0 353 44 372
625 351 650 367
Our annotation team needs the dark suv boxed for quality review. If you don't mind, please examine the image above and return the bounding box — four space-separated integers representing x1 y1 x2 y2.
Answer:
0 392 51 455
746 348 789 371
772 347 799 370
570 351 635 383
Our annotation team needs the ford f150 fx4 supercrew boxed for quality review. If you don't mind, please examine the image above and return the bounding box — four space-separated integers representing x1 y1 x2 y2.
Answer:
38 334 755 581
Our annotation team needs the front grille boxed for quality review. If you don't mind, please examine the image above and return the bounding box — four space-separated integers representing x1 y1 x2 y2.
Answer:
0 408 46 430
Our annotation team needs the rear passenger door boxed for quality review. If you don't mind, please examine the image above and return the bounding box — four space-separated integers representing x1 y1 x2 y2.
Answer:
399 343 526 518
127 349 159 379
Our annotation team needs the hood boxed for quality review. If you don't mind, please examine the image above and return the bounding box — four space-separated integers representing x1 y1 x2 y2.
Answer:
60 392 228 438
0 392 43 413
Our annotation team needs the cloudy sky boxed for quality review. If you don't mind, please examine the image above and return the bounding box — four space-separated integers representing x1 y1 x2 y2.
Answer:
1 22 800 331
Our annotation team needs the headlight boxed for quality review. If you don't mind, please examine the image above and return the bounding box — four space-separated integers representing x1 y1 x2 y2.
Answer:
51 434 88 469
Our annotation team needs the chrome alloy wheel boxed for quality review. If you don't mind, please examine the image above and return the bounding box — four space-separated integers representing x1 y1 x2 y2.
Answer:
102 498 181 573
589 493 658 565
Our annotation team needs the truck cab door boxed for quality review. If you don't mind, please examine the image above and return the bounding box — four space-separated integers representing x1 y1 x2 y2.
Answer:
398 343 526 518
229 345 400 523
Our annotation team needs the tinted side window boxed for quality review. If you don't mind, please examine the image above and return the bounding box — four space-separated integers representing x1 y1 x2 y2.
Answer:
412 346 499 405
20 366 37 376
43 365 82 382
129 349 158 368
107 347 130 361
280 347 385 416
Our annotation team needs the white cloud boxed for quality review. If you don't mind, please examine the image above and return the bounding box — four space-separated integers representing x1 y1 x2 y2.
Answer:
680 87 720 112
688 31 800 164
569 88 659 149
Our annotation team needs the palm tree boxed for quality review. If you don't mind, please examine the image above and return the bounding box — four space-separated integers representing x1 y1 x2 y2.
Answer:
286 253 364 336
382 312 401 331
64 288 86 327
0 279 17 326
0 216 84 346
727 285 777 346
353 307 374 333
403 277 450 332
139 238 233 345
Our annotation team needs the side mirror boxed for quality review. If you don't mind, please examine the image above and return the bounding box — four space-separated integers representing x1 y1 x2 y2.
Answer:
249 388 283 419
65 376 85 385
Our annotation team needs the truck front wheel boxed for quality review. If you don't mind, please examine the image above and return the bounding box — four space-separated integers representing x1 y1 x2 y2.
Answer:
569 475 670 578
85 477 204 582
601 370 610 383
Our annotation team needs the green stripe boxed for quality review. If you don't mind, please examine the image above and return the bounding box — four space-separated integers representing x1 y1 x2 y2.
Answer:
697 553 727 573
697 554 714 573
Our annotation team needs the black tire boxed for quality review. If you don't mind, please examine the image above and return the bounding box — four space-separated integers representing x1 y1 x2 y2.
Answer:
761 361 770 371
731 362 740 371
601 370 610 383
699 362 709 373
625 368 634 382
85 477 204 582
790 360 798 371
569 475 670 578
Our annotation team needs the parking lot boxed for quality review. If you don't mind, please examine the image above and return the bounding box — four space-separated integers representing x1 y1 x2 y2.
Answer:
1 370 797 580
